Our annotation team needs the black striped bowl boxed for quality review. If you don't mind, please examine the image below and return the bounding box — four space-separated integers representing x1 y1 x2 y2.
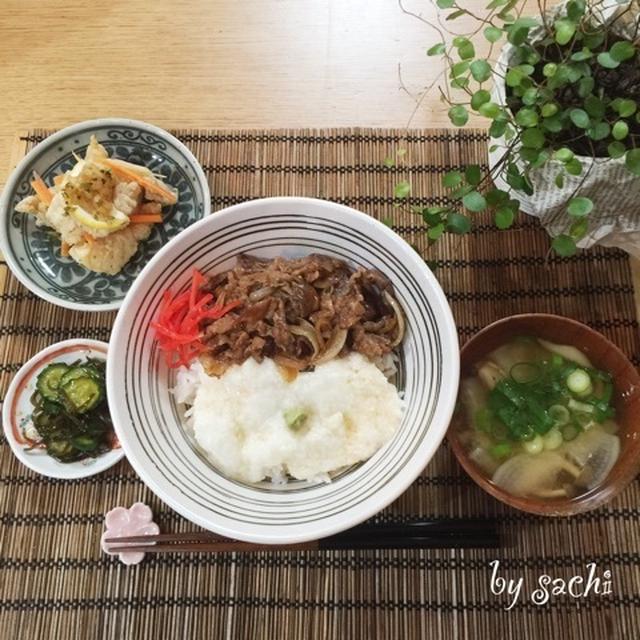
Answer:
107 197 459 543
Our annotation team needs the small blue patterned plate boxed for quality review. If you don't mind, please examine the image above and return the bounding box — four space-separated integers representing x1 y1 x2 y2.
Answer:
0 118 210 311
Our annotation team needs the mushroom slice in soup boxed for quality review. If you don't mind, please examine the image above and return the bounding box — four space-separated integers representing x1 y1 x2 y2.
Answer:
565 428 620 490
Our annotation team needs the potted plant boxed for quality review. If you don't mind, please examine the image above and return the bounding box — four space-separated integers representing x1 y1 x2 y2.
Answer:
398 0 640 257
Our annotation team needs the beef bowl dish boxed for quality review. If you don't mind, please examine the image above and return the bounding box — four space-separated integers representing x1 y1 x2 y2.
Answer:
107 197 459 543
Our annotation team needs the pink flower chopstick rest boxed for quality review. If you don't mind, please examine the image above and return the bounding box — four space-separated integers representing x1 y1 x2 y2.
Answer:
101 502 159 565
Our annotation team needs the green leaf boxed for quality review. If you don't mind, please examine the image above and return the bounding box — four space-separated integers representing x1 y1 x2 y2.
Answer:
506 68 524 87
478 102 501 118
484 26 503 43
446 212 472 234
507 26 530 46
462 191 487 212
520 127 545 149
506 163 526 191
554 19 576 45
450 76 470 89
486 188 510 206
612 121 629 140
588 122 610 141
608 141 626 159
625 148 640 175
566 158 583 175
515 107 539 128
512 16 539 28
458 40 475 60
571 49 592 62
446 9 467 20
570 218 589 240
427 43 446 56
584 95 605 119
541 103 558 118
394 181 411 199
567 196 593 217
383 156 395 168
566 0 586 21
533 150 550 168
521 87 539 106
427 223 445 240
583 31 605 49
465 165 482 186
569 108 590 129
553 148 574 163
495 206 516 229
436 0 455 7
577 77 595 98
597 52 619 69
448 105 469 127
542 115 563 133
470 59 492 82
555 172 565 188
470 89 491 110
616 99 637 117
442 170 463 188
489 117 509 138
382 216 393 228
520 147 541 163
450 61 469 77
610 40 636 62
552 234 577 257
543 63 558 77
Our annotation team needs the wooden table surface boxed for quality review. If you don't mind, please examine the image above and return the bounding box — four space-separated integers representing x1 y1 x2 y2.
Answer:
0 0 537 176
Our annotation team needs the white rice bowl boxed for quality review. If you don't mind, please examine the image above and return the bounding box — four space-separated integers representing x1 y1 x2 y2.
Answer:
175 353 403 484
107 197 459 544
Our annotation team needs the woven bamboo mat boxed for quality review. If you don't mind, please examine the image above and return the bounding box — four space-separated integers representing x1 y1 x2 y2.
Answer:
1 128 639 640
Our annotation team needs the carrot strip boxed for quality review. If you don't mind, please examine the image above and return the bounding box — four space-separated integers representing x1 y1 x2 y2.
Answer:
53 174 65 187
60 241 70 257
30 172 53 206
100 158 178 204
152 269 240 368
129 214 163 224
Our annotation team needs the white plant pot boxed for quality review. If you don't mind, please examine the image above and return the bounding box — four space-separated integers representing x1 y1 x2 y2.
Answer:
487 3 640 257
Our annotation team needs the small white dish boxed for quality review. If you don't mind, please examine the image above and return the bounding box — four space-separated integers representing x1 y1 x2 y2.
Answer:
2 339 124 479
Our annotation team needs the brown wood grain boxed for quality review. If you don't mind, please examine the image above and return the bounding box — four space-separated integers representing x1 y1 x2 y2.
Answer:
0 0 538 180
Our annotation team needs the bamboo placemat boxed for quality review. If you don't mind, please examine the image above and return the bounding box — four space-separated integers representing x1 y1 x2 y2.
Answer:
1 128 639 640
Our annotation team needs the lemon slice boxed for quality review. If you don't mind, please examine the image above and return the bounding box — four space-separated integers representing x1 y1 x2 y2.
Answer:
68 205 129 232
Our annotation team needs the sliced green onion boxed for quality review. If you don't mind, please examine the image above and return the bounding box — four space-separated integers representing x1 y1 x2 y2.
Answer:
510 362 541 384
574 412 594 430
568 398 595 414
522 434 544 455
549 404 570 426
543 428 563 450
490 442 512 459
283 407 308 431
561 424 580 441
567 369 593 396
474 408 492 432
551 354 564 368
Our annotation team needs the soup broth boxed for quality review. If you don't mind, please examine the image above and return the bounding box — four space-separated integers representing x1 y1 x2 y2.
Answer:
458 336 620 500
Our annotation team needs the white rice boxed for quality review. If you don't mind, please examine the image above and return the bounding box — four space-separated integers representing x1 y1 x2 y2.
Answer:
174 353 403 484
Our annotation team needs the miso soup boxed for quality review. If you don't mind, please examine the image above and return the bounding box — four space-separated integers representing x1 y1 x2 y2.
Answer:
458 336 620 500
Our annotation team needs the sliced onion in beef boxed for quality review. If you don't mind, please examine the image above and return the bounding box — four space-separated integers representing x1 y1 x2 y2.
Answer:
248 286 275 302
274 354 309 371
288 319 321 359
313 328 348 365
383 290 405 347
